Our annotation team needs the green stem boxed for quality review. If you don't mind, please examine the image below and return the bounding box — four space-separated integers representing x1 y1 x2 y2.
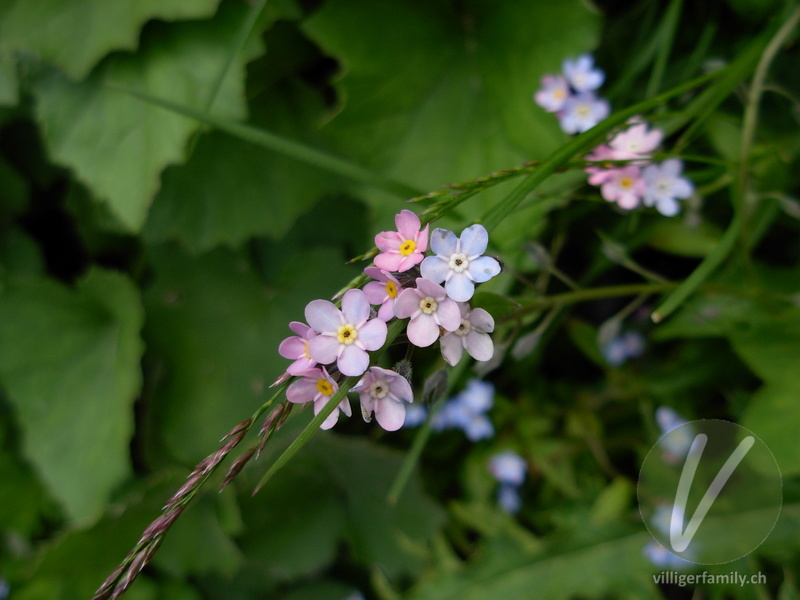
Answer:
645 0 683 99
106 84 422 200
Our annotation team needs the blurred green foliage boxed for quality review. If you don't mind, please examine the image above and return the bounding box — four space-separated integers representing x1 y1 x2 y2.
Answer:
0 0 799 599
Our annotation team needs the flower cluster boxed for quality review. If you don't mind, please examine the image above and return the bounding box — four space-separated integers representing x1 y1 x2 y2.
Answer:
278 210 502 430
586 119 694 215
488 450 527 513
601 330 645 366
430 379 495 441
534 54 610 134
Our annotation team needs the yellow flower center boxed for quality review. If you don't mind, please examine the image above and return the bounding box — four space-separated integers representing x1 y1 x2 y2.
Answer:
399 239 416 256
619 176 634 190
386 280 398 298
337 324 358 345
554 88 565 100
316 379 334 396
419 296 438 315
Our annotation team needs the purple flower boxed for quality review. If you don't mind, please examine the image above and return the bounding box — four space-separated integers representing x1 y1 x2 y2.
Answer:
643 159 693 217
363 267 403 322
440 303 495 366
286 367 351 430
374 210 429 272
563 54 605 92
558 92 610 134
394 278 461 347
464 414 494 441
458 379 494 414
305 289 388 377
534 74 570 112
488 450 527 486
278 321 317 376
497 485 522 514
600 166 645 209
420 225 501 303
352 366 414 431
643 541 693 569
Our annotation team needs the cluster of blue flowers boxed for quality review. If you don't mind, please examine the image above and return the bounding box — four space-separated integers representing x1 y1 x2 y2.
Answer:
403 378 495 442
602 330 645 366
534 54 610 134
488 450 527 513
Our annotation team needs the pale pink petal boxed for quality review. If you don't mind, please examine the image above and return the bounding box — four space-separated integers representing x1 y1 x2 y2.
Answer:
465 330 494 361
374 398 406 431
286 356 316 376
342 289 370 326
415 277 446 299
460 224 488 257
308 335 339 365
617 193 640 209
396 253 424 272
662 158 682 178
415 224 429 252
377 300 395 322
430 228 458 256
395 209 422 240
289 321 312 337
386 370 413 403
469 307 495 332
435 297 462 331
375 231 402 252
407 314 439 347
373 252 405 272
357 318 388 351
364 281 387 305
360 395 376 422
338 345 369 376
394 288 421 318
286 379 318 404
338 397 352 417
420 256 450 284
305 300 343 334
440 333 464 366
468 256 501 283
363 266 386 282
317 404 340 430
278 337 306 359
444 273 475 303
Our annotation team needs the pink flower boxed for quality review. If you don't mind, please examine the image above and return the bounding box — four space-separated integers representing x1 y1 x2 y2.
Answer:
278 321 317 375
394 278 461 347
440 303 495 366
609 119 663 161
363 267 402 322
305 289 388 377
585 144 617 186
420 225 501 303
534 75 570 113
352 366 414 431
374 210 429 272
600 166 646 209
286 367 351 430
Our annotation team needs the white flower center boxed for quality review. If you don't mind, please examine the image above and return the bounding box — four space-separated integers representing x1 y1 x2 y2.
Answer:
449 253 469 273
455 319 471 336
419 296 438 314
577 103 591 117
369 380 389 399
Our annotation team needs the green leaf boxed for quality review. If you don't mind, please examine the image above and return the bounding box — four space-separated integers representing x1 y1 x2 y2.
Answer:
0 52 18 106
32 2 263 231
145 82 343 251
728 309 800 386
143 244 358 463
0 269 144 524
742 380 800 477
303 0 600 233
0 0 218 79
644 218 724 258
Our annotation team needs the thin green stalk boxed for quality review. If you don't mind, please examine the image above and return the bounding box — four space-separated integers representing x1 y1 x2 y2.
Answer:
645 0 684 99
107 84 422 200
253 320 406 494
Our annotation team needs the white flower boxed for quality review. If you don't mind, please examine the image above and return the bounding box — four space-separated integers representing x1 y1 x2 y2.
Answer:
440 303 495 366
642 159 694 216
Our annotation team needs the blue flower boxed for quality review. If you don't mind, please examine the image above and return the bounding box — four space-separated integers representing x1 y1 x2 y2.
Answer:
488 450 527 487
497 485 522 513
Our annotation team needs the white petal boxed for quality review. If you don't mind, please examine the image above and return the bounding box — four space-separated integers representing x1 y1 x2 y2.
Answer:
430 228 458 256
469 307 495 333
420 256 450 284
374 398 406 431
465 330 494 362
460 224 488 257
444 273 475 303
440 333 464 366
467 256 501 283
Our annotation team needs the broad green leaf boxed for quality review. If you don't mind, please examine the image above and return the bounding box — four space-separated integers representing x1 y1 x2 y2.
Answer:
729 309 800 386
33 2 263 231
0 53 17 106
303 0 600 240
143 243 358 463
0 0 218 80
644 218 723 258
145 82 343 251
742 380 800 476
0 269 143 524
